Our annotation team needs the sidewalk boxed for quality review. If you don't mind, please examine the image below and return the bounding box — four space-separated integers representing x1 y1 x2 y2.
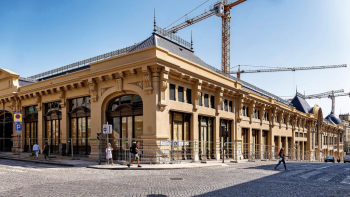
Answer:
87 161 235 170
0 152 321 170
0 152 97 167
0 151 246 169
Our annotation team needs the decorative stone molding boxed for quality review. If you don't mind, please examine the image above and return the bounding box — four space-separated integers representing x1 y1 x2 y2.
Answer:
215 87 224 115
237 94 245 123
57 87 65 108
35 92 42 111
249 100 256 124
143 74 153 95
128 81 143 90
101 86 113 96
193 80 202 111
269 108 274 127
88 79 98 102
116 78 123 92
158 67 169 111
260 104 266 125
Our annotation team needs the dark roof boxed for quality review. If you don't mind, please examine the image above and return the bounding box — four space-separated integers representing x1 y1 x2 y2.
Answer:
22 32 292 107
325 114 342 125
291 93 312 113
18 77 36 86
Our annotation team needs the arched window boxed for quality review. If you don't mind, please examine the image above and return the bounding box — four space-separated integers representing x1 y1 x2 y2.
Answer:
24 105 38 152
69 96 91 155
106 94 143 160
0 111 13 152
44 101 62 154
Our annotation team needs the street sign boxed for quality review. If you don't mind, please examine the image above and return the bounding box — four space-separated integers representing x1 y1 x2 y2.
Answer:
13 113 22 123
15 124 22 135
102 124 112 134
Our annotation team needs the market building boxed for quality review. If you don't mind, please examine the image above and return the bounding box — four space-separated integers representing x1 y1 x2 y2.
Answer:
0 28 344 162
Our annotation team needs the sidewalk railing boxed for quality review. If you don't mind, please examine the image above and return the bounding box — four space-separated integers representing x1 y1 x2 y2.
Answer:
0 137 335 164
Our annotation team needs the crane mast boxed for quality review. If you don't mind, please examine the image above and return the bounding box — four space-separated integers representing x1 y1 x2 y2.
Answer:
222 6 231 74
301 89 350 115
165 0 247 74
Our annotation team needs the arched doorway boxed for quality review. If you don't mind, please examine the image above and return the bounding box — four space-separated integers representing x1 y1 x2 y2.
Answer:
69 106 91 155
106 94 143 160
0 111 13 152
44 110 62 154
23 105 38 152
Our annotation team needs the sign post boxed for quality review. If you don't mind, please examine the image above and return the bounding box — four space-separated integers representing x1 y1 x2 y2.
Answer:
14 113 22 158
103 123 112 164
97 133 101 165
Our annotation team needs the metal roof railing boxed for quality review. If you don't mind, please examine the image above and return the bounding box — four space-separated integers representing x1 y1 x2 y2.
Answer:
28 42 140 80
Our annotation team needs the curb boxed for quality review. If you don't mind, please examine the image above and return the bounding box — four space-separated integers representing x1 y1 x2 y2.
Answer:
0 156 75 167
86 164 225 170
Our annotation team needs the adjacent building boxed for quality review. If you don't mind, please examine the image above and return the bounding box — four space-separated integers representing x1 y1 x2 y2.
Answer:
0 28 344 162
340 114 350 153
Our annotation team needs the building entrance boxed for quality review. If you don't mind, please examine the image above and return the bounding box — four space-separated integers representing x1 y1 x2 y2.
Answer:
0 111 13 152
170 112 191 160
106 94 143 160
24 106 38 152
198 116 213 160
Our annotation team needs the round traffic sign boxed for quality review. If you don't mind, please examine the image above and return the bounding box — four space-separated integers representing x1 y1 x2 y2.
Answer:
15 114 20 119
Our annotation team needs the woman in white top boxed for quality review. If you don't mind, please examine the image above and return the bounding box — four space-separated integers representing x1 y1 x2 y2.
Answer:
105 143 113 165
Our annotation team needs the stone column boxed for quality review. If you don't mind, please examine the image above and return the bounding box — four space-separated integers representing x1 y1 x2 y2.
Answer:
247 128 252 159
258 129 263 159
277 136 281 151
283 137 288 156
37 104 45 152
191 113 199 161
230 120 235 158
301 141 305 160
214 117 221 160
183 87 187 103
291 131 295 160
175 84 178 101
268 126 274 160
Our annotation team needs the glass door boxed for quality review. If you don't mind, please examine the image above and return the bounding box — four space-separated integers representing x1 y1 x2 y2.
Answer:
70 117 90 155
122 117 133 150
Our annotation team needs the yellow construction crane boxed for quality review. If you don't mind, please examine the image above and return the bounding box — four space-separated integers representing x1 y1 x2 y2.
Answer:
232 64 347 79
165 0 247 74
165 1 347 80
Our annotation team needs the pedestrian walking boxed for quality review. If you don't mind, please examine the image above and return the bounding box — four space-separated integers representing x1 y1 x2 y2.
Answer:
105 143 114 165
275 148 288 170
42 142 50 161
127 141 141 168
32 143 40 158
337 157 341 163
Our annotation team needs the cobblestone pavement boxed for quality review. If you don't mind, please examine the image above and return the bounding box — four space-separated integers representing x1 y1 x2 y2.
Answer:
1 160 350 197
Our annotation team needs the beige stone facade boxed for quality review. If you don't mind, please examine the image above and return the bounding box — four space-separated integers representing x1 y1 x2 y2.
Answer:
0 33 344 162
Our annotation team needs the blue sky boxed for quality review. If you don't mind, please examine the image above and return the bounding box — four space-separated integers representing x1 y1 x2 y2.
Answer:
0 0 349 117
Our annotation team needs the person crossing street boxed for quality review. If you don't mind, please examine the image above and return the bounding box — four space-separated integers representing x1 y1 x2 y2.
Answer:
275 148 288 170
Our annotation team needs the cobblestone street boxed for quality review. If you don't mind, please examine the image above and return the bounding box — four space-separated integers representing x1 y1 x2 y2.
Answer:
1 160 350 197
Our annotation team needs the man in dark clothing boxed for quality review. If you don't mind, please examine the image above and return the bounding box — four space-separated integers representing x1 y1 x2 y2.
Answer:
43 142 50 161
127 141 141 168
275 148 288 170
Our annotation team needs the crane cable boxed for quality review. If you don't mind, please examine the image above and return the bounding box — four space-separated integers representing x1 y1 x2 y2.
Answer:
165 0 210 30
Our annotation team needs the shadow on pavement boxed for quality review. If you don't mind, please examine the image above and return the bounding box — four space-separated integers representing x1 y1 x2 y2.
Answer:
0 156 72 169
194 163 349 197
